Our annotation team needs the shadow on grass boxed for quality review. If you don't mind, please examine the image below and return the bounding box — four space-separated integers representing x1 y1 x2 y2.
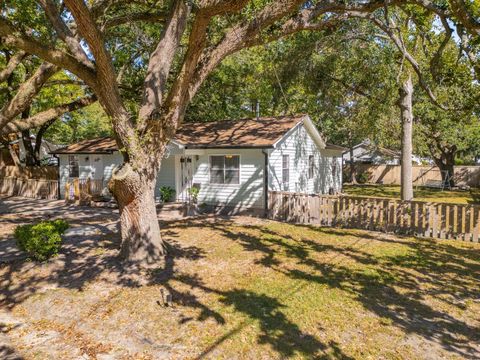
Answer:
1 206 479 358
162 218 480 359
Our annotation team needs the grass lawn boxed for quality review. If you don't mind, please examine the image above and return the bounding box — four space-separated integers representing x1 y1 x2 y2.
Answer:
343 184 480 204
1 205 479 359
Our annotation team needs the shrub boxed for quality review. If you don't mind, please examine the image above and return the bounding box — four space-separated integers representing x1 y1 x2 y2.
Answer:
356 172 370 184
159 186 175 203
14 219 69 262
187 186 200 203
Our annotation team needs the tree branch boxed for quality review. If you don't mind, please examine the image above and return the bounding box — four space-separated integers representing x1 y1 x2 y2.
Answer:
0 17 98 88
1 94 97 134
38 0 93 68
0 62 58 129
0 50 26 83
138 0 190 121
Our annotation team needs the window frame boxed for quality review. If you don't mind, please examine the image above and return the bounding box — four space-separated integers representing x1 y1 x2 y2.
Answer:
68 154 79 178
308 155 315 179
282 154 289 190
209 154 241 185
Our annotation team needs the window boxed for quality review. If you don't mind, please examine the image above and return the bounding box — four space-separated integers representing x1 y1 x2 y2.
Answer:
332 157 338 178
68 155 79 178
282 154 289 190
308 155 315 179
210 155 240 184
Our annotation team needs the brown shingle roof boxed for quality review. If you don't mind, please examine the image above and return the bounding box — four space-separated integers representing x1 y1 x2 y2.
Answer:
51 136 117 154
52 115 307 153
174 115 305 148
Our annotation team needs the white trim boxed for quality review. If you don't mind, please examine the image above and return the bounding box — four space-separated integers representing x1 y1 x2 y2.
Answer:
302 115 326 149
208 154 242 186
271 116 305 149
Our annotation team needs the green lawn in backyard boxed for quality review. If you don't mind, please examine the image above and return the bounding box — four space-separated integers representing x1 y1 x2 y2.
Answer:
1 212 479 359
343 184 480 204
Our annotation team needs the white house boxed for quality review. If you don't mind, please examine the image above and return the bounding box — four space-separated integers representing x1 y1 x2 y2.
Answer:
52 115 344 215
342 139 428 165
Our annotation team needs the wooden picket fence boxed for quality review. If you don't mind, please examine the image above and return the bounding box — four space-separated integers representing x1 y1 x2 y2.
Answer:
65 178 106 204
268 191 480 242
0 177 59 200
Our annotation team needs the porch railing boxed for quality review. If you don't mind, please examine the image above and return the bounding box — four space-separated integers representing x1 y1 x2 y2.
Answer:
65 178 108 204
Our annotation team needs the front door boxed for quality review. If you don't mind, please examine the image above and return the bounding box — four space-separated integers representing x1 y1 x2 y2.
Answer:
178 156 193 202
90 155 103 180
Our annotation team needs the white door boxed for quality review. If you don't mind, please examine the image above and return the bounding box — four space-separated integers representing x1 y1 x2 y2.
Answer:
90 155 103 180
177 156 193 202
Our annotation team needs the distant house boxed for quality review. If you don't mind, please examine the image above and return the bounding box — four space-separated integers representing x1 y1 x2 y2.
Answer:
0 134 61 166
342 140 426 165
51 115 344 214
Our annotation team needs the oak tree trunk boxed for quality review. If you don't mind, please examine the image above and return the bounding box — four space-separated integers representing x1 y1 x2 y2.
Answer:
433 150 456 188
109 163 165 265
398 75 414 201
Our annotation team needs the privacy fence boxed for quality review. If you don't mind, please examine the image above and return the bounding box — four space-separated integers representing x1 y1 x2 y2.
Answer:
268 191 480 242
344 165 480 187
0 177 59 200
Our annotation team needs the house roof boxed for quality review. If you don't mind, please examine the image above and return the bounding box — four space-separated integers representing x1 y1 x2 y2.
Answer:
52 115 309 153
51 136 118 154
174 115 305 148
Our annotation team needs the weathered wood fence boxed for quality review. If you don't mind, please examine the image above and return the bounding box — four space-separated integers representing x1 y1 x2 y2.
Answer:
0 177 59 200
268 191 480 242
65 178 106 204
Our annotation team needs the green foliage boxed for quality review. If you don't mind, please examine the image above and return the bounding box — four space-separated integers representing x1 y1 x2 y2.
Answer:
356 172 370 184
14 220 69 262
188 186 200 203
159 186 175 203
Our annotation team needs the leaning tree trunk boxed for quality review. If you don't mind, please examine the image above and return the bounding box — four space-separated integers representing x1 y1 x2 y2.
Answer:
433 150 456 188
109 163 165 265
398 75 414 201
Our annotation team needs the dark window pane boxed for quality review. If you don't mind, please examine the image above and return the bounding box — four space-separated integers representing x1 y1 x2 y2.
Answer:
282 155 289 190
225 170 239 184
210 156 224 170
210 169 224 184
225 155 239 170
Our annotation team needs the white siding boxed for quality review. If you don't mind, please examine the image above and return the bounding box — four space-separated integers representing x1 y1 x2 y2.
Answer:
58 151 123 199
192 148 265 212
155 154 176 201
269 124 342 194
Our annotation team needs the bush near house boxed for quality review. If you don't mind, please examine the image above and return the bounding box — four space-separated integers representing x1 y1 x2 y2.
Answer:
14 219 69 261
159 186 176 203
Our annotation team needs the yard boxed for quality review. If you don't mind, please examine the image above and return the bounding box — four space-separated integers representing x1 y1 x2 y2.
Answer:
1 197 479 359
343 184 480 204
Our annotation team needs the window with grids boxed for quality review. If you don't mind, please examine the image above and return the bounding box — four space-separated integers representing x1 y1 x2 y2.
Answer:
68 155 79 178
282 154 289 190
210 155 240 184
308 155 315 179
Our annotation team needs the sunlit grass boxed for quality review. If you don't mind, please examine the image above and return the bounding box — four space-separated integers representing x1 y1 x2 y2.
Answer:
343 184 480 204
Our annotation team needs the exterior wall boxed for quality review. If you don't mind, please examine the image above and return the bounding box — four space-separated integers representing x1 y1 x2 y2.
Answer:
190 148 265 213
155 154 176 201
58 151 123 199
269 124 342 194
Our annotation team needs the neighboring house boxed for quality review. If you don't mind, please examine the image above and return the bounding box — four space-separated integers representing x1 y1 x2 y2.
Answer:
51 115 344 214
342 140 426 165
0 134 61 166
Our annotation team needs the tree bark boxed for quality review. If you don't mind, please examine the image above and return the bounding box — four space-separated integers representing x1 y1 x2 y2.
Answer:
349 147 358 184
398 75 414 201
432 148 456 188
109 163 165 264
